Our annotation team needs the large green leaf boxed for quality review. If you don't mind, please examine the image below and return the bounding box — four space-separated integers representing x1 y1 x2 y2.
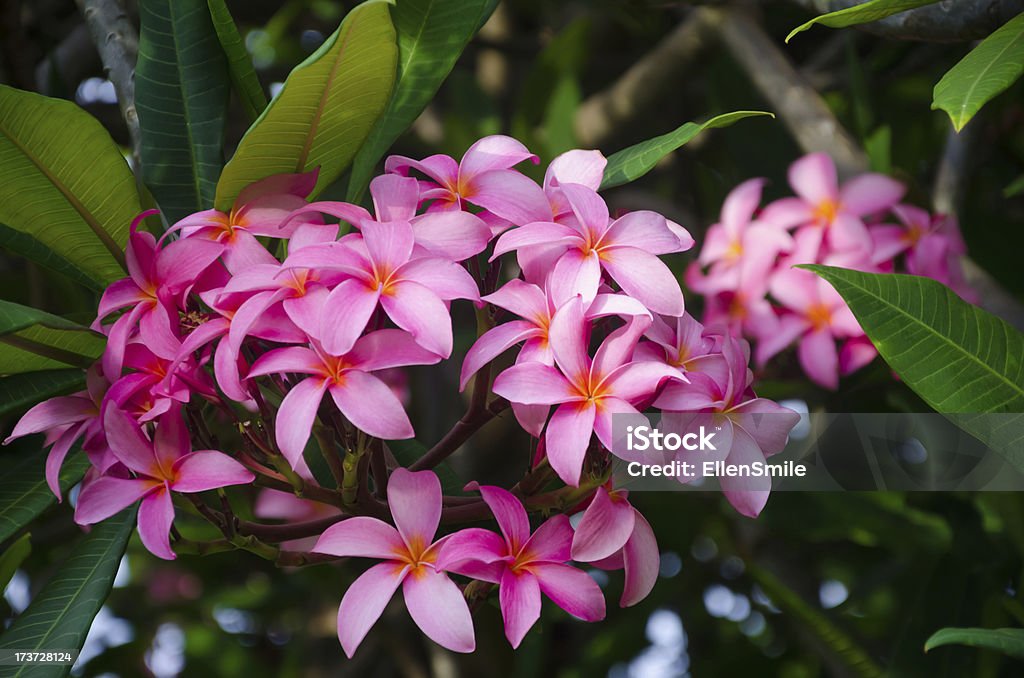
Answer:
207 0 268 122
932 12 1024 132
925 627 1024 658
803 266 1024 463
137 0 231 224
0 369 85 418
0 225 103 291
0 85 136 287
0 449 91 545
215 0 398 209
0 533 31 592
786 0 941 43
599 111 773 191
346 0 498 200
0 509 134 675
0 300 104 375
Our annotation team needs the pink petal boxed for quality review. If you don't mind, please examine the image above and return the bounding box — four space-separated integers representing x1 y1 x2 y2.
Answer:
492 362 579 406
171 451 254 492
620 510 659 607
460 321 538 390
602 361 679 403
236 169 319 205
721 425 772 518
759 197 815 230
839 173 905 216
560 183 609 238
227 289 289 352
512 402 551 438
156 238 224 293
461 135 538 177
591 316 652 378
768 268 816 312
571 487 636 562
548 248 602 305
138 485 177 560
281 241 369 277
547 295 591 383
349 329 443 372
45 428 80 500
499 568 541 649
731 398 801 456
593 397 642 453
5 394 94 441
102 405 159 477
475 484 531 552
798 328 839 390
387 468 441 549
531 562 606 621
412 211 491 261
362 220 415 274
827 213 872 254
313 516 405 558
521 513 573 563
152 407 190 474
482 279 547 320
467 170 552 226
282 287 328 339
337 562 407 657
788 152 837 204
74 475 155 525
544 149 605 191
754 314 809 367
545 402 596 486
600 246 684 315
490 222 579 260
320 279 381 356
275 377 329 469
381 281 453 357
721 178 766 231
95 278 147 323
248 346 324 378
370 174 419 222
329 372 414 439
402 568 475 653
386 152 459 185
604 211 684 254
839 336 878 376
395 257 480 301
869 225 910 264
434 528 508 572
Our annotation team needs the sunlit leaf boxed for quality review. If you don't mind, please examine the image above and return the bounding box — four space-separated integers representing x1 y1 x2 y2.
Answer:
932 12 1024 132
787 0 941 42
0 300 104 374
599 111 773 190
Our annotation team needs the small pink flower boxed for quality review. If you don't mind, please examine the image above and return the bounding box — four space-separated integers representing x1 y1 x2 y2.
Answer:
74 405 254 559
436 483 606 648
312 469 476 656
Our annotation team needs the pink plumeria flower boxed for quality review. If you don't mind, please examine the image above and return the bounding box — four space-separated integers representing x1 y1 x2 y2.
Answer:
94 211 222 378
686 178 793 295
282 219 480 357
168 170 328 273
633 313 716 374
312 469 475 656
543 149 607 219
435 483 606 648
492 297 678 485
385 135 551 228
757 268 865 389
4 366 108 500
492 183 691 315
570 485 660 608
285 174 492 262
247 330 440 470
656 336 800 517
760 152 904 256
74 405 254 559
104 341 216 422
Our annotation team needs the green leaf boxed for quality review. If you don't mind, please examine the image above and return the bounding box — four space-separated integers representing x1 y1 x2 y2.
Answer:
932 13 1024 132
0 509 134 675
215 0 398 210
1005 174 1024 198
925 627 1024 658
0 449 91 545
0 533 32 592
0 224 104 291
802 266 1024 463
599 111 773 191
0 369 85 418
137 0 231 224
346 0 498 200
0 300 104 374
786 0 941 42
0 85 136 287
207 0 268 122
387 439 465 495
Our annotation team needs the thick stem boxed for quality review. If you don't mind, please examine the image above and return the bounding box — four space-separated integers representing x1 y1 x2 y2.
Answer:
409 398 508 471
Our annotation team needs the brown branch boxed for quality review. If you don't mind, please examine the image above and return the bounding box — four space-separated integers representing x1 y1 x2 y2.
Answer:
409 398 508 471
238 514 347 542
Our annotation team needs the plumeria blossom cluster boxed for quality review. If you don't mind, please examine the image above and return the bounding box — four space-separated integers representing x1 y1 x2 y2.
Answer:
687 152 975 389
4 136 801 656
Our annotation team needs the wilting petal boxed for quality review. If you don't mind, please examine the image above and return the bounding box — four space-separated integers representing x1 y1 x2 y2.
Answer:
275 377 329 469
320 279 381 356
138 485 177 560
601 246 684 316
798 329 839 390
329 371 414 440
337 562 408 657
571 487 636 562
403 568 475 652
412 211 490 261
396 257 480 301
492 363 578 406
74 475 156 525
468 170 551 226
435 528 508 572
620 510 659 607
788 152 837 204
473 484 531 552
531 562 606 621
460 321 539 390
839 173 905 216
313 516 405 558
522 513 573 563
171 451 254 492
545 402 597 486
499 568 541 649
382 281 453 357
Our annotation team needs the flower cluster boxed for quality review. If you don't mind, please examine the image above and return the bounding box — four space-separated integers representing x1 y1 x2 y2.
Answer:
4 136 801 656
687 152 974 389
